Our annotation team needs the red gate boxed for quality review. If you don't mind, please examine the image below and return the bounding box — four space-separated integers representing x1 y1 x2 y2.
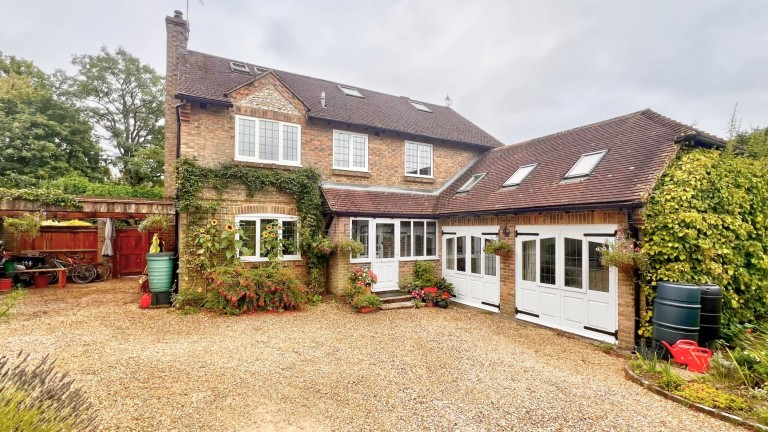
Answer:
114 229 157 277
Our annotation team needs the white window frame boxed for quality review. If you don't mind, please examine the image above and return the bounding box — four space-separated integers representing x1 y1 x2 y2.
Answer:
332 130 369 172
235 214 301 262
404 141 434 178
350 217 373 264
503 163 538 187
234 114 302 166
398 219 439 261
456 173 486 193
564 150 607 179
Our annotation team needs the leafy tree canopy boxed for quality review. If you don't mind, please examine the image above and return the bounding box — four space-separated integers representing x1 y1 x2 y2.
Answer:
0 52 108 187
60 47 164 187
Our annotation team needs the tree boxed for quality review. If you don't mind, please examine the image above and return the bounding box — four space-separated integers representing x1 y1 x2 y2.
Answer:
733 127 768 159
0 53 108 187
62 47 164 186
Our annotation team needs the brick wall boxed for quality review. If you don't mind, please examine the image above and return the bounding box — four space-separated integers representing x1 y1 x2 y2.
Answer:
163 12 189 199
177 185 307 295
168 74 483 195
440 209 638 349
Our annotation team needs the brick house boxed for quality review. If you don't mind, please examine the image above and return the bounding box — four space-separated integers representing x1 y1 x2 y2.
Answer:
164 11 724 348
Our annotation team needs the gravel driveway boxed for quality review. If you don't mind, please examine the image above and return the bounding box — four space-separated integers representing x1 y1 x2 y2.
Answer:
0 279 744 432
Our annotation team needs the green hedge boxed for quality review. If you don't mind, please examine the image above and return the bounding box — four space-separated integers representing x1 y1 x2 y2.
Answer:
641 148 768 337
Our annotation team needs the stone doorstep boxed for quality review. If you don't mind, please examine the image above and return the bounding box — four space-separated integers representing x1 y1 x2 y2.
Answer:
380 301 415 311
375 290 412 304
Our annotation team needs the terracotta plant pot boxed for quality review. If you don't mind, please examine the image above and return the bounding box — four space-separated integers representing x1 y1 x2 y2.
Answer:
33 273 51 289
0 278 12 292
358 306 378 313
426 301 434 307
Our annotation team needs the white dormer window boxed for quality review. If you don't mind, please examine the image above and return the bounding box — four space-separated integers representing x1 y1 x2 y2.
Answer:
409 100 432 113
338 85 364 98
503 163 537 187
564 150 607 179
230 62 250 73
457 173 486 193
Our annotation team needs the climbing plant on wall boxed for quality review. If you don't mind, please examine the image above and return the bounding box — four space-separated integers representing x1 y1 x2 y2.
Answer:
639 148 768 338
175 157 331 293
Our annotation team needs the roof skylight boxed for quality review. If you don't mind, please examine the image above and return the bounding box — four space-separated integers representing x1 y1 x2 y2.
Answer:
503 163 537 187
338 85 364 98
229 62 250 74
409 100 432 113
457 173 486 193
564 150 607 179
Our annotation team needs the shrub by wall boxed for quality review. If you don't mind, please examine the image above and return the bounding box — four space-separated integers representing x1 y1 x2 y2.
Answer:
640 148 768 337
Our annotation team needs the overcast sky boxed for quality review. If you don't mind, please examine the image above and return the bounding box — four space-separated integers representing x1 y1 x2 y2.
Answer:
1 0 766 143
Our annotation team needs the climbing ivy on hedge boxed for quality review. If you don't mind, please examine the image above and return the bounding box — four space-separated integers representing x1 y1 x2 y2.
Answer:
0 187 82 209
640 148 768 337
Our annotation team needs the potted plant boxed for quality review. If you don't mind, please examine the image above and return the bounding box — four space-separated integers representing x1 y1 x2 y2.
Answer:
598 233 647 272
483 240 513 257
422 287 441 307
353 293 382 313
349 266 377 294
32 273 51 289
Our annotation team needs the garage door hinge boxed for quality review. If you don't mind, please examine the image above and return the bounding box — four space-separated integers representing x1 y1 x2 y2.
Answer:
482 301 500 308
514 230 539 238
515 307 540 318
583 326 619 340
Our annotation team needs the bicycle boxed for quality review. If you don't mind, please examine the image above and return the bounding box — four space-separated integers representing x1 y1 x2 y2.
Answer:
39 255 99 284
62 254 111 282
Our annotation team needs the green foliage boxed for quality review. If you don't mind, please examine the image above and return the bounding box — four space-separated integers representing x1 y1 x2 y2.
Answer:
598 232 648 271
732 127 768 159
0 52 108 187
190 219 250 274
0 289 24 321
352 293 382 309
61 47 164 186
483 240 513 256
42 175 163 199
413 260 437 288
435 277 455 296
658 362 686 392
755 407 768 426
0 352 98 431
629 352 660 375
205 264 307 314
3 212 43 240
673 382 748 411
640 149 768 337
138 214 171 233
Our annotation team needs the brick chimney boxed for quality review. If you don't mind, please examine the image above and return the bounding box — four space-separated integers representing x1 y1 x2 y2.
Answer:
164 10 189 198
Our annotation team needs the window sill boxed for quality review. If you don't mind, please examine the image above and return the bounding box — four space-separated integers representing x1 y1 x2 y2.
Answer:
234 159 302 170
403 176 435 184
399 256 439 261
333 169 371 178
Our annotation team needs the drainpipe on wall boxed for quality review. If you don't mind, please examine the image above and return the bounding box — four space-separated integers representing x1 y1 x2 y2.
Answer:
173 102 185 293
627 208 641 348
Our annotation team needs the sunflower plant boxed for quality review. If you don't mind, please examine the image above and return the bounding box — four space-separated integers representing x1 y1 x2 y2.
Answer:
191 219 251 273
260 221 282 263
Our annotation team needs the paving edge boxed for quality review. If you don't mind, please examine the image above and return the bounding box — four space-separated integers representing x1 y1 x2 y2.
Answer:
624 364 768 431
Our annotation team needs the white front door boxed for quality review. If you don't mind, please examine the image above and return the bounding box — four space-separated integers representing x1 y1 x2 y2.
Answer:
371 221 398 292
516 225 618 344
442 226 500 312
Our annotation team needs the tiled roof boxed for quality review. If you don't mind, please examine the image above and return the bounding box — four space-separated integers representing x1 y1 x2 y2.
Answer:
434 109 726 215
321 187 438 217
176 50 503 148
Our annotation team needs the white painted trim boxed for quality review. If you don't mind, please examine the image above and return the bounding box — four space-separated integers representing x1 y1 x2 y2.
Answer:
332 130 369 172
235 213 301 261
502 163 538 187
349 217 439 263
234 114 303 166
404 141 434 179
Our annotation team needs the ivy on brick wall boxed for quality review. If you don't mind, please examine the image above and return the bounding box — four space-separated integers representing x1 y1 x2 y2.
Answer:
639 148 768 338
175 157 328 294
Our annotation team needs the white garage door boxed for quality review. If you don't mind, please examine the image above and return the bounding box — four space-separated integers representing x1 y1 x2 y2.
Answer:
515 224 618 344
442 226 500 312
